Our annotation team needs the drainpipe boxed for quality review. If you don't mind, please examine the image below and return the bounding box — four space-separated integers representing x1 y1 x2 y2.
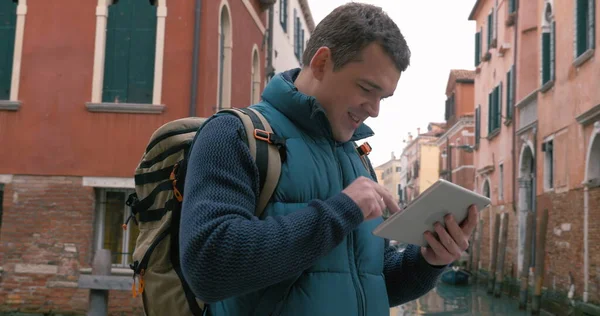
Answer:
265 4 275 82
584 183 589 302
189 0 202 117
511 0 519 213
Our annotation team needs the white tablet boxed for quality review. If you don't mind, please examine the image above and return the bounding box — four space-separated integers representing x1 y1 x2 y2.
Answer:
372 179 491 247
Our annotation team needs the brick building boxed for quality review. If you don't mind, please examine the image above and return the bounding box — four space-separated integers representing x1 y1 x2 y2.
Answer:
0 0 285 314
436 69 476 192
469 0 600 306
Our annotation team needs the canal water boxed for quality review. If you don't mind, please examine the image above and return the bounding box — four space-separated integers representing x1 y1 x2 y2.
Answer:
390 282 530 315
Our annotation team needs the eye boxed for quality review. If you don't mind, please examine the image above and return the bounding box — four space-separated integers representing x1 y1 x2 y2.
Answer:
359 85 370 93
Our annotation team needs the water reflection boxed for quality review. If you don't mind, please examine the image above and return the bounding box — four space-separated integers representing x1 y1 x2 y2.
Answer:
391 282 529 315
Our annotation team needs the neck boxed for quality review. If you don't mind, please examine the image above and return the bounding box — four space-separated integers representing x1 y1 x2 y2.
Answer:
294 67 318 98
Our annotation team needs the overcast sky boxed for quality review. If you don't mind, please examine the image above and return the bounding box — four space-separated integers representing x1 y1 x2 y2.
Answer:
306 0 476 167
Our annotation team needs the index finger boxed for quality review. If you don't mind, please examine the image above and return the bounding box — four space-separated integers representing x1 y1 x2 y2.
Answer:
460 204 478 236
372 183 401 214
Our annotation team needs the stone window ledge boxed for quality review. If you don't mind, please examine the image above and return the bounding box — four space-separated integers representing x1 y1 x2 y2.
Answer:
540 80 554 93
79 267 132 276
574 49 594 68
0 100 21 111
86 102 165 114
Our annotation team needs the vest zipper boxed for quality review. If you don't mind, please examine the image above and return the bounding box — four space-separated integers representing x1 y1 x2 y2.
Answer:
333 141 366 316
348 233 366 316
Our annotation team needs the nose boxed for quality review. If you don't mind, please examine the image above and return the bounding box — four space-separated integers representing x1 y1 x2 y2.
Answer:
366 99 381 118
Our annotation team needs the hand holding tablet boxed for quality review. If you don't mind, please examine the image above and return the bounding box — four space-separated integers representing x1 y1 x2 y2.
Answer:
372 179 490 265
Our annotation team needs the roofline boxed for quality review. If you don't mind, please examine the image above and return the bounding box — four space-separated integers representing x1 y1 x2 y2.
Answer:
456 78 475 84
468 0 484 20
298 0 316 32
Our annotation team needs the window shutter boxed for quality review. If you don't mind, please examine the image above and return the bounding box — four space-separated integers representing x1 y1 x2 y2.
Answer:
506 69 512 118
102 0 157 104
497 83 503 128
293 9 298 58
475 32 481 66
576 0 588 56
279 0 287 32
551 21 556 81
488 93 493 134
128 2 157 104
542 32 551 84
301 28 305 57
0 0 17 100
589 0 595 49
475 106 481 146
487 13 493 50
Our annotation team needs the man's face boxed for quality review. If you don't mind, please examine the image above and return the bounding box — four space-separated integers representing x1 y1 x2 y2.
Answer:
312 43 401 143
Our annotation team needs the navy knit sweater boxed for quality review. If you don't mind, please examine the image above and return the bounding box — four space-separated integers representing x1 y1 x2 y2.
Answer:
179 114 445 308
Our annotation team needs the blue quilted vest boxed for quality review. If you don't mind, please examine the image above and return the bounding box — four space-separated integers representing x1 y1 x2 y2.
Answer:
208 70 389 316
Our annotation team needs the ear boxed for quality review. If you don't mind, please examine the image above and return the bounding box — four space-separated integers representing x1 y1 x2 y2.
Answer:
309 47 332 81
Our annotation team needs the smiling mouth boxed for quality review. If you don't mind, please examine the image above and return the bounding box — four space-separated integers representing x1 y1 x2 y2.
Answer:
348 112 361 124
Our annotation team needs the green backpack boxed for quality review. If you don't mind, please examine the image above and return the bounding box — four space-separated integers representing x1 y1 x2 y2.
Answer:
124 107 286 316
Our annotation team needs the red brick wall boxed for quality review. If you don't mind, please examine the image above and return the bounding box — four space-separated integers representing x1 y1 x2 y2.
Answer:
474 203 518 279
0 176 144 314
474 187 600 303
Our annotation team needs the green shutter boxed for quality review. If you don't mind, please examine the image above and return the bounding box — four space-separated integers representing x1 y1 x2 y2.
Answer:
103 0 156 104
576 0 589 56
588 0 595 49
0 0 17 100
509 0 516 14
475 106 481 145
279 0 287 32
301 28 305 58
488 92 492 134
542 32 551 84
293 9 298 59
487 13 493 50
551 21 556 81
475 32 481 66
497 83 502 128
506 69 512 119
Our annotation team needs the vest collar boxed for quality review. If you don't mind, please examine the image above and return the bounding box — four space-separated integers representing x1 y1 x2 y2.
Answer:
261 68 374 142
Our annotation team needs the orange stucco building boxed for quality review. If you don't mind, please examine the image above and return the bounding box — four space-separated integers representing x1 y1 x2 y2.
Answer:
469 0 600 308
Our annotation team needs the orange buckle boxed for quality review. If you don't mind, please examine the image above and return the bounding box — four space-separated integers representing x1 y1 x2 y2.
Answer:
254 129 272 144
358 142 372 155
170 164 183 202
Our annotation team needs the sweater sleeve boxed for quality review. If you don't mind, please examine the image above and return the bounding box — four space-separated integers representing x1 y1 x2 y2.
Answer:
179 114 365 303
383 244 447 307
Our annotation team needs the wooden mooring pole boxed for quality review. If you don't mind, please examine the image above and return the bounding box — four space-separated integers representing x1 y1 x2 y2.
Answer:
532 208 549 315
494 212 509 297
487 213 501 294
518 212 534 310
473 218 483 281
77 249 134 316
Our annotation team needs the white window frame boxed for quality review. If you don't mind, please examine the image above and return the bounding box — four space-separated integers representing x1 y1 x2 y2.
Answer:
0 0 27 105
94 187 137 268
90 0 167 106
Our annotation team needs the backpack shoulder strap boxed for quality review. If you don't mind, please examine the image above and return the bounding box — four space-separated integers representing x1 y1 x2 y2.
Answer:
354 141 373 172
219 107 283 218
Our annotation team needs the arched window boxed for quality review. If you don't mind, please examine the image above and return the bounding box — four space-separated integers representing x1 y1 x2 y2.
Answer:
540 1 555 88
250 46 260 104
217 1 232 110
482 178 491 199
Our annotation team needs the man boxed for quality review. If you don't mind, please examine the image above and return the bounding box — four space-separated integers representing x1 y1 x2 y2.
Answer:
180 2 477 315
